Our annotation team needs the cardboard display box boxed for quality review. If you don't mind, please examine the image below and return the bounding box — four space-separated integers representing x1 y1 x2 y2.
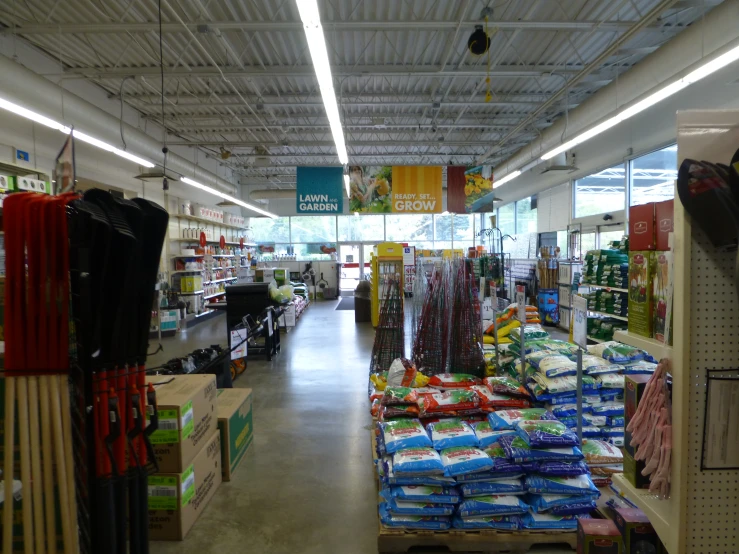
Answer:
578 518 623 554
216 388 254 481
148 430 222 541
653 252 672 344
624 374 651 489
654 199 674 251
147 374 218 473
627 251 655 338
613 508 661 554
629 203 656 251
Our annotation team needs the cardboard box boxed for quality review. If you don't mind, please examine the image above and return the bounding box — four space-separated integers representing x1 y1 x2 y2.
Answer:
627 251 655 338
255 268 274 282
148 430 222 541
624 374 651 489
654 199 673 251
216 388 254 481
147 374 218 473
653 252 672 344
578 518 623 554
612 508 660 554
629 203 656 251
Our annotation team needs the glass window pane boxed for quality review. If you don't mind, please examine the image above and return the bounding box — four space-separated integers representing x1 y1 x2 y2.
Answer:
599 229 624 249
289 216 336 243
434 214 453 241
385 214 434 242
250 216 290 243
630 145 677 206
498 204 515 236
574 165 626 218
556 230 568 258
337 215 385 241
581 232 596 253
453 240 474 253
410 240 435 251
293 243 333 260
453 214 475 240
516 198 537 234
434 240 453 251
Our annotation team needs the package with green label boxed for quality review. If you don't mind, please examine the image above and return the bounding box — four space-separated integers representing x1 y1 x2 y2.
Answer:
627 251 655 338
148 430 222 540
652 252 672 344
146 374 218 473
216 388 253 481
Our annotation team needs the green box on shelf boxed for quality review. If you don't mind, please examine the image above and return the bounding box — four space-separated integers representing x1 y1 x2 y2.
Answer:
627 251 655 338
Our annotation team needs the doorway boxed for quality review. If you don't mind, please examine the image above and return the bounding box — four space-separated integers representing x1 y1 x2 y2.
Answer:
339 243 363 295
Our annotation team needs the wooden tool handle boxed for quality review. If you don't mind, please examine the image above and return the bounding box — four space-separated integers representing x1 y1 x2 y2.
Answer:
49 376 73 554
59 376 79 554
3 377 16 554
39 377 57 554
27 377 46 554
16 377 35 554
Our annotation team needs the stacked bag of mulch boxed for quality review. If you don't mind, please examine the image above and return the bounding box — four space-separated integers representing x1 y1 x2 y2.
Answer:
587 317 627 341
581 440 624 487
583 289 628 317
583 249 629 287
483 303 541 347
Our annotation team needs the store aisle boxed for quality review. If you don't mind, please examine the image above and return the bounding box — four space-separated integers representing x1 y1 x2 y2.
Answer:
149 302 379 554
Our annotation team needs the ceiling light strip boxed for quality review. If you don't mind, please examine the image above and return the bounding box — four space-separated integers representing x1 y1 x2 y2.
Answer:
296 0 348 165
181 177 278 218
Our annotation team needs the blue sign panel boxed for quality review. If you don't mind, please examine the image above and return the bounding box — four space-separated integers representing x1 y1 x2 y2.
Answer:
296 166 343 214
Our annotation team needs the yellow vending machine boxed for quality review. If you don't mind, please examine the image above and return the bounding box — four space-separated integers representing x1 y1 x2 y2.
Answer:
370 242 404 327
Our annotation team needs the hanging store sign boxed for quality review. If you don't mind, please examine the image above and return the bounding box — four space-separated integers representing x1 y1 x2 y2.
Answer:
296 166 344 214
348 165 442 213
446 165 494 213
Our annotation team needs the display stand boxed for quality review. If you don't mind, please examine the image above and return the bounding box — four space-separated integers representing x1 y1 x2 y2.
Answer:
612 110 739 554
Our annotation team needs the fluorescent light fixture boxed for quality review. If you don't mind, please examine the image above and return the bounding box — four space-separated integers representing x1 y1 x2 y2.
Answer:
0 97 70 133
180 176 278 218
493 170 521 188
541 42 739 162
296 0 348 165
73 130 155 168
343 174 350 197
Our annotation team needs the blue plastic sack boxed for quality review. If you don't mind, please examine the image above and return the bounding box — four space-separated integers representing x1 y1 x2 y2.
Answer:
551 403 592 418
483 442 527 475
459 478 525 497
622 360 657 374
581 426 603 439
392 447 445 476
452 515 521 530
607 415 625 427
499 435 584 463
456 495 530 517
514 420 580 448
380 458 456 487
382 484 461 504
487 408 556 430
384 497 455 516
473 421 516 449
520 512 581 530
602 426 624 438
527 492 600 512
380 419 432 454
440 446 494 476
454 470 524 483
600 389 623 401
549 500 597 516
378 503 451 530
427 420 479 450
590 402 624 417
524 474 600 496
530 461 590 477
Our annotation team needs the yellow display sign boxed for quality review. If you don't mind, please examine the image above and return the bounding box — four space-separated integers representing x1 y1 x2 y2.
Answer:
391 166 443 213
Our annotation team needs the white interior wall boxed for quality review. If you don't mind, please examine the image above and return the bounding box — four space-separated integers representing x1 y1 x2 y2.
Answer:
536 182 571 233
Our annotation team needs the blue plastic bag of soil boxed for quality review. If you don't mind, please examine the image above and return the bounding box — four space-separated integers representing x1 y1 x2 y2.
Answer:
488 408 557 430
529 460 590 477
590 402 624 417
459 478 525 497
381 456 456 487
380 419 432 454
384 497 455 516
580 426 603 439
551 403 592 418
527 492 600 512
452 515 521 530
382 484 461 504
427 420 479 450
456 495 531 517
392 447 445 476
440 446 494 476
514 420 580 448
454 470 525 483
548 500 597 516
607 415 625 427
499 435 584 463
520 512 583 530
524 474 600 496
473 421 516 449
482 442 526 474
378 503 451 530
621 360 657 374
600 389 623 401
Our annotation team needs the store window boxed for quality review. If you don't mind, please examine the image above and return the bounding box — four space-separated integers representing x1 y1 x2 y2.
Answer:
630 145 677 206
385 214 433 242
289 215 336 243
498 204 515 236
251 216 290 243
581 232 596 254
599 228 625 249
574 164 626 218
337 215 384 242
452 214 475 242
292 243 334 260
515 197 537 234
434 214 453 242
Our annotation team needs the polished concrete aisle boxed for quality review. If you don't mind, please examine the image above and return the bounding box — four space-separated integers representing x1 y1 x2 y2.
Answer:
149 301 379 554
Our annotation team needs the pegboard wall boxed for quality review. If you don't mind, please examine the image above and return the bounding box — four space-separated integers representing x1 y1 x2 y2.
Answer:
677 110 739 554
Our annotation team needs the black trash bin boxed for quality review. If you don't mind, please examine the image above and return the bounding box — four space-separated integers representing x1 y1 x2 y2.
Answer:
354 281 371 323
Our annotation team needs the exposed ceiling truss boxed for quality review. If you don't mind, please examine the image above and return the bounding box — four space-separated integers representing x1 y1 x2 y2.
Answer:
0 0 718 188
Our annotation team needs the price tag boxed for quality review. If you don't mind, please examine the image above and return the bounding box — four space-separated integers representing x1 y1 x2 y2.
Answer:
480 297 494 326
573 295 588 349
516 285 526 323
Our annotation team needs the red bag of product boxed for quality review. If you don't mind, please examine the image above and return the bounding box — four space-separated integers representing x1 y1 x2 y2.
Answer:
483 376 529 398
382 386 419 406
471 385 531 411
381 404 421 419
387 358 418 387
418 390 479 416
428 373 482 389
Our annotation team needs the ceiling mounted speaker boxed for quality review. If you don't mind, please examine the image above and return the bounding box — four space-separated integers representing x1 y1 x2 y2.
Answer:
468 25 490 56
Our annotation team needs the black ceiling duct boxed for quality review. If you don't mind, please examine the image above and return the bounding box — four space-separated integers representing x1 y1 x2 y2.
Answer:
468 25 490 56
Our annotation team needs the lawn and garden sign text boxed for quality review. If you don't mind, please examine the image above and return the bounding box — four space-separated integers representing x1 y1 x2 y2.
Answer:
296 166 344 214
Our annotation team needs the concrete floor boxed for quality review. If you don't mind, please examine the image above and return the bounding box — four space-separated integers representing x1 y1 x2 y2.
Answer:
147 302 575 554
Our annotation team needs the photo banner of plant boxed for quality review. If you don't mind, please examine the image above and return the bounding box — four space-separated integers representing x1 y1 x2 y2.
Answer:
446 165 495 213
349 165 393 213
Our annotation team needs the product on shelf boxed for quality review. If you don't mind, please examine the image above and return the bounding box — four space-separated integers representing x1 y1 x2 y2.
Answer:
627 251 656 337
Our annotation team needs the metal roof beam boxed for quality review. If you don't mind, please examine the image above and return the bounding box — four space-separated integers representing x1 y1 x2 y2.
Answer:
166 140 495 147
0 20 690 35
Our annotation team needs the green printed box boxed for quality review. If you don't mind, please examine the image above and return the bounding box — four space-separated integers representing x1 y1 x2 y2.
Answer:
216 388 253 481
627 251 655 338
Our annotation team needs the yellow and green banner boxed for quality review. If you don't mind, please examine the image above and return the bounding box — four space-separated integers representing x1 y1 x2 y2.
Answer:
348 165 442 213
